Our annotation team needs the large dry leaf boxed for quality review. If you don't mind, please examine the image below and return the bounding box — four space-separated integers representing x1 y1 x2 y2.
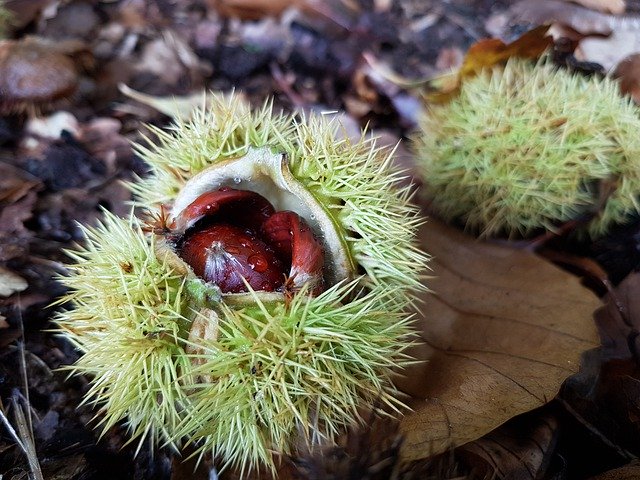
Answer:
588 464 640 480
560 273 640 458
396 219 600 462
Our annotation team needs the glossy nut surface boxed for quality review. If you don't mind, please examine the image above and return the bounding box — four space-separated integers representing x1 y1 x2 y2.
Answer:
179 223 285 293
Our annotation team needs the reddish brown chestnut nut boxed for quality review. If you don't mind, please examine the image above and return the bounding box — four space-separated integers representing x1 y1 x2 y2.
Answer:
262 211 324 294
174 187 324 295
179 223 285 293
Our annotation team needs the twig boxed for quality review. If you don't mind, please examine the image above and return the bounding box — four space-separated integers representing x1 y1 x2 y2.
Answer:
0 300 44 480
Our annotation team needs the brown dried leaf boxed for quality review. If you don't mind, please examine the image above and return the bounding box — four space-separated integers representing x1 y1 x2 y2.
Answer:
559 273 640 461
0 163 40 204
397 219 600 462
428 25 552 103
0 190 36 236
587 463 640 480
613 53 640 104
461 26 552 75
594 273 640 360
210 0 300 20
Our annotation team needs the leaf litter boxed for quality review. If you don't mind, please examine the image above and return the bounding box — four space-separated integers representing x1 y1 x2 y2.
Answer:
2 0 640 479
397 219 600 463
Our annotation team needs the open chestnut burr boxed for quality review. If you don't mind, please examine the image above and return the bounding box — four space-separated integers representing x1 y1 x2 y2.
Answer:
56 94 428 475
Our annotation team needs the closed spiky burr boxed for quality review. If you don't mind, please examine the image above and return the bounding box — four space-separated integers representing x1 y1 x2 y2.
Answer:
56 93 427 475
415 57 640 239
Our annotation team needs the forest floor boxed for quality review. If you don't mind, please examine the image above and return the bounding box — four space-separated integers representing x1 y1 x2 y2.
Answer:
3 0 640 479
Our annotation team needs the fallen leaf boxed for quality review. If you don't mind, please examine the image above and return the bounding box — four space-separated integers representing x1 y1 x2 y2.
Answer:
545 273 640 464
428 25 552 103
568 0 625 14
594 273 640 360
0 266 28 297
613 53 640 104
0 163 41 204
396 218 600 462
0 190 37 239
458 411 558 479
210 0 300 20
460 26 552 76
587 463 640 480
119 84 211 120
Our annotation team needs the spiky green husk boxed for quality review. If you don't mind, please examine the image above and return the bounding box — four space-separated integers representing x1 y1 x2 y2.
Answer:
415 57 640 238
56 213 193 448
57 94 428 474
182 282 412 473
132 94 425 301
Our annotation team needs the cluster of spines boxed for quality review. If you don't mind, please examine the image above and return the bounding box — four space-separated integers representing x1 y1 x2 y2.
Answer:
180 281 414 473
56 213 191 450
57 212 417 473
